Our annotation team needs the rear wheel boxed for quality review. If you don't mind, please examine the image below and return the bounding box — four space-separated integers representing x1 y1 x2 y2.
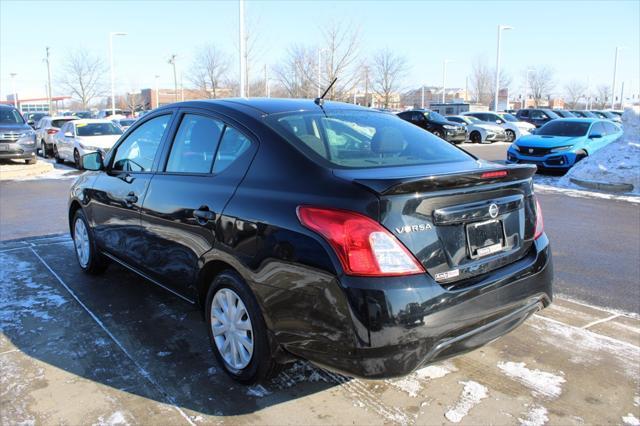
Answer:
505 129 516 142
40 141 48 158
470 131 482 144
25 158 36 165
206 270 279 384
54 145 64 164
72 210 108 275
73 149 81 169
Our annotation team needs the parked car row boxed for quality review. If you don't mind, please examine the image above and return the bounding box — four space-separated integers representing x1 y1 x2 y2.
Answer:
515 108 622 128
397 109 536 143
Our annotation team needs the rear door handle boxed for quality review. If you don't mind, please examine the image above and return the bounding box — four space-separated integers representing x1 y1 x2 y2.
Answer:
193 207 215 224
124 192 138 204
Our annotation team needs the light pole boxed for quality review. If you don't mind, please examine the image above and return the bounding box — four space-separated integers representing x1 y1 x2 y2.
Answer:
239 0 246 97
109 32 127 116
9 73 17 108
611 46 624 109
168 55 178 101
441 59 453 104
493 24 513 111
45 47 53 114
421 85 425 109
154 75 160 108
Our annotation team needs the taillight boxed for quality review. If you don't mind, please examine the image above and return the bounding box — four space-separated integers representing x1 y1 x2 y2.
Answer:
481 170 508 179
533 197 544 240
297 206 425 277
46 128 58 135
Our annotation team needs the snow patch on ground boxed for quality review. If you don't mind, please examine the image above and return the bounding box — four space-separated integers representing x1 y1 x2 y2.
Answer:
8 159 80 181
518 405 549 426
497 361 565 399
534 182 640 203
623 413 640 426
444 380 488 423
529 316 640 377
559 107 640 195
634 395 640 406
94 411 130 426
245 384 271 398
386 362 457 397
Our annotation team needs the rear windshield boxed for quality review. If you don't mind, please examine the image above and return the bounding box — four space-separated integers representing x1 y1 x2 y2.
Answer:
264 110 472 169
52 118 75 128
0 108 24 124
536 121 590 137
76 122 123 137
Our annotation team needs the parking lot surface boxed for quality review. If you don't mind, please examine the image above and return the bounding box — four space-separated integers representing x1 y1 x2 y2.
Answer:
1 235 639 425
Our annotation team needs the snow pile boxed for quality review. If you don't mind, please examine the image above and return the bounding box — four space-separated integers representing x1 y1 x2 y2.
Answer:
518 405 549 426
559 107 640 194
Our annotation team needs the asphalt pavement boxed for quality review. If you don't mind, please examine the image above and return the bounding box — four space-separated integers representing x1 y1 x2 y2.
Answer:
0 145 638 312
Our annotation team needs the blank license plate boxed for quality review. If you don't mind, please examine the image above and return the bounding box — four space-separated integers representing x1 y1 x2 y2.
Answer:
467 219 505 258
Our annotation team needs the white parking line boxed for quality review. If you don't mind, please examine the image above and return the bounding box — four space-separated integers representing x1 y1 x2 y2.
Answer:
582 313 622 329
0 349 19 356
28 247 196 426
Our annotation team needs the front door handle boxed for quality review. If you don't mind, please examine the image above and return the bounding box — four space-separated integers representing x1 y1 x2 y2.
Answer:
193 207 215 224
124 192 138 204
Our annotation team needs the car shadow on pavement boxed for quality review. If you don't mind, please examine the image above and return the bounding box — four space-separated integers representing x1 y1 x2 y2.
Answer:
0 234 342 417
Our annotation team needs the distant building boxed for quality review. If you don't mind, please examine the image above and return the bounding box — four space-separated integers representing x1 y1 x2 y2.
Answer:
354 92 401 110
402 86 466 109
2 95 71 113
429 103 488 115
139 87 234 109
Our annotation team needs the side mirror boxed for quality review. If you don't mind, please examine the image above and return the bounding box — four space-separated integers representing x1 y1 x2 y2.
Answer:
64 131 74 138
27 119 35 126
589 133 602 139
81 151 104 171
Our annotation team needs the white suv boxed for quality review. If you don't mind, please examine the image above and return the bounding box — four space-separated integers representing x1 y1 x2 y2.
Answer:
462 111 535 142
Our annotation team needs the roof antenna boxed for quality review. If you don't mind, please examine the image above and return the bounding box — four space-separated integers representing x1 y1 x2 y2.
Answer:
314 77 337 106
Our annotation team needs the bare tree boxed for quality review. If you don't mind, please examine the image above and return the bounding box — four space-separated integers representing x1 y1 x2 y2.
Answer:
469 56 492 104
564 80 587 109
59 49 106 108
527 66 555 107
370 49 408 108
321 21 362 100
119 91 145 113
488 69 512 108
594 84 611 109
189 44 230 98
272 44 316 98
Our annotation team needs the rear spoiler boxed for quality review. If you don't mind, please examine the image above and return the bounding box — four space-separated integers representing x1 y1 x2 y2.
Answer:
352 164 537 195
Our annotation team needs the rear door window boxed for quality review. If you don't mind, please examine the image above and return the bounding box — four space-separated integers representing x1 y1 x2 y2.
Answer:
166 114 224 173
212 126 253 174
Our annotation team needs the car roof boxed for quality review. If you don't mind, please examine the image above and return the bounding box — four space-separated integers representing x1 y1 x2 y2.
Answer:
549 118 599 123
70 119 115 124
0 104 18 110
157 98 368 118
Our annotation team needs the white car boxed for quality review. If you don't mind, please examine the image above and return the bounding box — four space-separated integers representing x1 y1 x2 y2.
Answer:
446 115 507 144
35 116 78 157
462 111 535 142
53 119 123 167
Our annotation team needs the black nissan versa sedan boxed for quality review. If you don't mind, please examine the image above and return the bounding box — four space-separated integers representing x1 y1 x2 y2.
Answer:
69 98 553 384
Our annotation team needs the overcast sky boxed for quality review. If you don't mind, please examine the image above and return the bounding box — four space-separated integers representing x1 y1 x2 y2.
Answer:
1 0 638 101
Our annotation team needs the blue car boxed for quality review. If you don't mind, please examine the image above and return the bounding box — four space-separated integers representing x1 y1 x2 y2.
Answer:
506 118 622 170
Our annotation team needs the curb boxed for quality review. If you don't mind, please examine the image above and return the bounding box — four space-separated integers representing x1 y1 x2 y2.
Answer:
569 177 634 193
0 160 54 180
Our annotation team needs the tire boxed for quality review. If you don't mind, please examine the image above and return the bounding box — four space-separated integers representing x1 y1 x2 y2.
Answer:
25 158 36 165
74 149 81 169
505 130 516 142
470 131 482 144
40 141 47 158
54 145 64 164
72 209 108 275
205 270 279 384
432 130 444 139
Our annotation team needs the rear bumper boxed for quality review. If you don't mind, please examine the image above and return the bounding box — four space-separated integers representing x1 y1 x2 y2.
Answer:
0 143 37 160
288 235 552 379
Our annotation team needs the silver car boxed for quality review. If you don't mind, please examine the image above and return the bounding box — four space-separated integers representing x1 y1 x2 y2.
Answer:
35 116 78 157
0 105 37 164
446 115 507 143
